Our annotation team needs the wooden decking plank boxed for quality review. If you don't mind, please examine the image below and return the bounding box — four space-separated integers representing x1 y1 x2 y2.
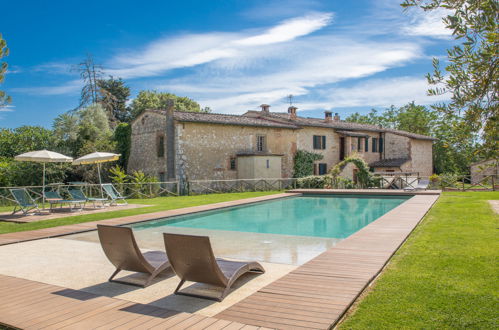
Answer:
146 312 193 329
168 314 209 329
203 319 233 330
185 316 219 329
218 314 318 330
223 305 336 325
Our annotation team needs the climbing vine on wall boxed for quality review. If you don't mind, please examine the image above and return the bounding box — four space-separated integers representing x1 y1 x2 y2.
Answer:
293 150 323 178
328 154 377 188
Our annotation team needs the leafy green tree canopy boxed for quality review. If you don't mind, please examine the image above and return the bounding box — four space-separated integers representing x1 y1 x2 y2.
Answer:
97 77 131 123
402 0 498 159
0 33 11 107
130 90 208 119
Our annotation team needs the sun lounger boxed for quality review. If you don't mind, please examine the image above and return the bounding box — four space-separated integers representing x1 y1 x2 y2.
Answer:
163 233 265 301
101 183 128 205
404 178 430 191
97 225 170 287
44 190 86 212
67 187 107 208
9 188 39 215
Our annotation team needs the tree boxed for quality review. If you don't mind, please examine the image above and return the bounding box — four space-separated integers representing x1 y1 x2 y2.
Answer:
401 0 498 159
130 90 209 119
53 112 79 155
97 77 131 123
0 33 11 107
113 123 131 169
0 126 55 157
74 54 103 109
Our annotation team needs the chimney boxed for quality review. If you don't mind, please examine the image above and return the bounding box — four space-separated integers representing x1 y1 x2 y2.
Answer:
333 112 340 121
288 106 297 119
324 111 332 122
165 99 176 180
260 104 270 113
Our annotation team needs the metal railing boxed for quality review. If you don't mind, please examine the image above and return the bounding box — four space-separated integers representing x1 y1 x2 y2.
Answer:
0 182 180 207
186 178 297 195
1 174 496 207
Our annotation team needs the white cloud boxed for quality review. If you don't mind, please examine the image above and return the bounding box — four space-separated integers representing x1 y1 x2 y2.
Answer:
235 13 333 46
10 79 82 96
0 105 15 112
403 7 452 38
319 76 450 109
156 37 422 113
105 12 333 79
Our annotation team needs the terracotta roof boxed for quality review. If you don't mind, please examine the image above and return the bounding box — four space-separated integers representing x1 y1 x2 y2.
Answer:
144 110 299 129
244 111 436 140
336 130 371 137
370 158 410 168
140 109 436 140
236 152 284 157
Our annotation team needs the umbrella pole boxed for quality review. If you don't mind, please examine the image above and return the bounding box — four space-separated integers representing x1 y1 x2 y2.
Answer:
42 163 46 210
98 163 103 198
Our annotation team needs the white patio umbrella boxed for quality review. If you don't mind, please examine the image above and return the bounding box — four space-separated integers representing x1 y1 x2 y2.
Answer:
72 152 121 196
14 150 73 207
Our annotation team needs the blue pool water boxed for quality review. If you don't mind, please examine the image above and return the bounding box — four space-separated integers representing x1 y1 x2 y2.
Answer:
131 194 410 239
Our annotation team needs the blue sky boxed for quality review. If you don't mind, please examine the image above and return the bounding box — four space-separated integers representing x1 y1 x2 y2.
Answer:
1 0 454 128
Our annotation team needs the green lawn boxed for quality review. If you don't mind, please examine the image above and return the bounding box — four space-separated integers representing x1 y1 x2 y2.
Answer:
340 191 499 329
0 191 281 234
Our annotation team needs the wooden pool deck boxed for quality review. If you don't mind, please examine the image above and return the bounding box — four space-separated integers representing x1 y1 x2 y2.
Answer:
0 191 440 329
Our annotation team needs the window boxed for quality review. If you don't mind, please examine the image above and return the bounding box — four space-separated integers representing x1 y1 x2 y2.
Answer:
357 138 362 151
318 163 327 175
372 138 378 152
365 138 369 152
229 157 237 170
313 135 326 149
157 135 165 157
256 135 266 152
379 137 384 153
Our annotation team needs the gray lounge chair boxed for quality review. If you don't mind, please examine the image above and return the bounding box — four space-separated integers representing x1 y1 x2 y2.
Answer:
404 178 430 191
10 188 39 215
44 190 86 212
97 225 170 287
163 233 265 301
101 183 128 205
67 187 107 208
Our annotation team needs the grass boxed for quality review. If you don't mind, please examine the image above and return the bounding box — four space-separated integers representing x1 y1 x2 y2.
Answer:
0 191 281 234
340 191 499 329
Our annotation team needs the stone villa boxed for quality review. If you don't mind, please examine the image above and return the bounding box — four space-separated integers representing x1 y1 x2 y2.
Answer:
128 104 435 181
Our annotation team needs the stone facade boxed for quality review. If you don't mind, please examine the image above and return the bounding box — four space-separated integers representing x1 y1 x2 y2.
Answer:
128 107 436 181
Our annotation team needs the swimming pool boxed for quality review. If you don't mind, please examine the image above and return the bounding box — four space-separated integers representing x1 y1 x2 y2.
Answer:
130 194 410 239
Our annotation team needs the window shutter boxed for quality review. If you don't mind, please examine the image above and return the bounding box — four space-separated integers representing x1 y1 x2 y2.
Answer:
379 138 384 153
365 138 369 152
322 136 326 149
313 136 317 149
372 138 378 152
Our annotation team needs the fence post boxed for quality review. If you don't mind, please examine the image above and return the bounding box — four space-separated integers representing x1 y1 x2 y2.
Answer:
462 175 465 191
492 175 496 191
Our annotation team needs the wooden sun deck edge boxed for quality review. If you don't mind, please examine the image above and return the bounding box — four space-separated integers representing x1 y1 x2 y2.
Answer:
215 192 441 329
0 192 299 246
288 188 442 195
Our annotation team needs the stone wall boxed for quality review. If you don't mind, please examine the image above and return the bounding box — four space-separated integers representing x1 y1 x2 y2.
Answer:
176 122 296 180
296 127 338 174
409 139 433 176
384 133 410 160
128 111 168 178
